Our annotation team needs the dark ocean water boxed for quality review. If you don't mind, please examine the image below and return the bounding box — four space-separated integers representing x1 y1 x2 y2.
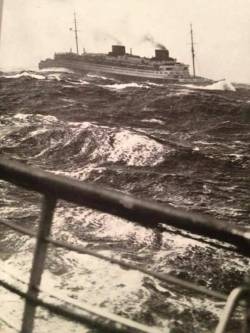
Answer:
0 70 250 333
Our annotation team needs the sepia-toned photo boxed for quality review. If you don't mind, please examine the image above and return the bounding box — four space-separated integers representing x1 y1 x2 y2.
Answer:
0 1 249 332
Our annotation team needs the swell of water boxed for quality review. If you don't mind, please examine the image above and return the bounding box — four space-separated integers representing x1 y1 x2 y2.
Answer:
0 71 250 333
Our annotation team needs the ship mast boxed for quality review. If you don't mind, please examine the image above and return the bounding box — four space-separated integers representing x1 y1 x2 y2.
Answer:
0 0 3 46
73 12 79 55
190 23 196 78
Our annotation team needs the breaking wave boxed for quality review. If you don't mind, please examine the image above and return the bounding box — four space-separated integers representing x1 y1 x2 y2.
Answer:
185 79 236 91
39 67 74 73
101 82 149 90
1 71 46 80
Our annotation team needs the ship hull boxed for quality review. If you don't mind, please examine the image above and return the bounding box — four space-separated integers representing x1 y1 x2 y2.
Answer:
39 59 211 84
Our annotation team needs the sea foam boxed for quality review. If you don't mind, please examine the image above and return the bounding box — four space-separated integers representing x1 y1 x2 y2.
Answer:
2 71 46 80
185 80 236 92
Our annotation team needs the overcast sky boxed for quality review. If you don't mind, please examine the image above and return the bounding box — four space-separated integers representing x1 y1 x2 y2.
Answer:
0 0 250 82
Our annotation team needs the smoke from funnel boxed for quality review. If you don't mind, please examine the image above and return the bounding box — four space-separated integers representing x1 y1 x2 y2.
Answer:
94 31 122 45
106 33 122 45
142 34 166 50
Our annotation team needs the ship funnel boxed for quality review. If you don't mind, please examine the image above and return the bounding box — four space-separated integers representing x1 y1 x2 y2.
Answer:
111 45 126 56
155 49 169 60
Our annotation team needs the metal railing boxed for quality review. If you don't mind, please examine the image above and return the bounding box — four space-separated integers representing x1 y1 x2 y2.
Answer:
0 157 249 333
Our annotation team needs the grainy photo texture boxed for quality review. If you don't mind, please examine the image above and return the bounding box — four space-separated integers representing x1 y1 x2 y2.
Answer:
0 1 250 333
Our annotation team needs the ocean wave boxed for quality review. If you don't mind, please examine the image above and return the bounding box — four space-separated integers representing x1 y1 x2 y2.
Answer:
111 130 164 165
101 82 149 90
87 73 114 81
39 67 74 73
63 79 90 86
167 88 193 96
1 71 46 80
47 73 63 81
185 79 236 91
145 81 164 87
141 118 165 125
0 114 166 168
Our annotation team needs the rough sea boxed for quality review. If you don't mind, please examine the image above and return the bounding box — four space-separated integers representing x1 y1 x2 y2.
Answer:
0 69 250 333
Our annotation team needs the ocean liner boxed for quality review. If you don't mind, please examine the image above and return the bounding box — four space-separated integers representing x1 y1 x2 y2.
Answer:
39 45 194 82
39 14 209 83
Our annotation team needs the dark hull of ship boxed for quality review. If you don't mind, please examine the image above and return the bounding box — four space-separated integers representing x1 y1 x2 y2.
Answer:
39 59 212 84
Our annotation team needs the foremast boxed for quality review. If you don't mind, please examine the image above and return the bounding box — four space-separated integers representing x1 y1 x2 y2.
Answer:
190 23 196 78
71 12 79 55
0 0 3 46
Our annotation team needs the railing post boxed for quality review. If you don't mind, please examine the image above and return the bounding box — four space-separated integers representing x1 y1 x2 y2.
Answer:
21 195 57 333
242 279 250 333
242 301 250 333
215 287 245 333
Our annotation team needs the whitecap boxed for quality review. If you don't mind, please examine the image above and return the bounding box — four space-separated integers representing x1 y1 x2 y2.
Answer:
87 73 112 80
167 89 193 96
141 118 165 125
39 67 74 73
145 81 164 87
13 113 30 121
36 114 58 123
47 73 62 81
65 79 89 86
101 82 149 90
185 80 236 92
2 71 46 80
106 130 165 166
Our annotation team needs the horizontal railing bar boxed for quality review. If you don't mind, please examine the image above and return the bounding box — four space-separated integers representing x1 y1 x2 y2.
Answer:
0 278 162 333
0 219 35 237
160 225 238 253
0 158 250 255
0 219 227 301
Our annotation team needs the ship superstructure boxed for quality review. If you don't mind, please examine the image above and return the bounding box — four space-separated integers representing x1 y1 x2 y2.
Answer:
39 44 191 81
